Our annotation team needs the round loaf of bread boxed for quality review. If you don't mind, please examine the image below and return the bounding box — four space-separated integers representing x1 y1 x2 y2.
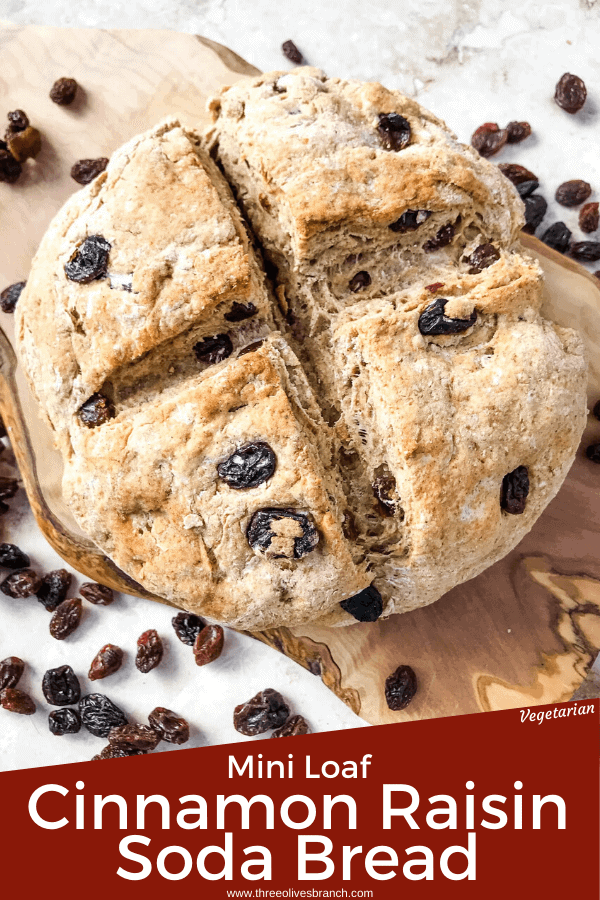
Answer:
16 71 588 629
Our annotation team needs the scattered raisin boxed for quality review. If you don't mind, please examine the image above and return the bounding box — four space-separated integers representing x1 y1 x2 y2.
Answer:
0 281 26 313
50 77 78 105
272 715 310 737
348 271 372 293
579 202 599 234
377 113 411 152
465 243 500 273
554 73 586 114
418 298 477 336
500 465 530 515
0 149 22 183
49 708 81 735
372 475 399 516
224 301 258 322
89 644 124 681
586 444 600 464
1 568 42 598
423 223 455 252
80 582 114 605
77 392 115 428
498 163 538 186
7 110 29 131
389 209 431 232
471 122 508 157
0 656 24 690
0 543 30 569
555 180 592 207
246 508 319 559
282 40 304 64
570 241 600 262
92 744 145 759
65 235 110 283
516 180 539 198
522 194 548 235
6 126 41 162
541 222 572 253
233 688 290 736
340 584 384 622
49 598 82 640
79 693 127 737
36 569 72 612
148 706 190 744
42 665 80 706
506 121 531 143
135 629 164 673
385 665 418 711
171 611 206 646
218 442 276 489
194 625 224 667
0 687 35 715
71 157 109 185
194 334 233 365
108 723 160 752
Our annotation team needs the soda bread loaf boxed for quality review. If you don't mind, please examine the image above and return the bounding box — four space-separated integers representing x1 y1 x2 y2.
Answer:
15 70 588 629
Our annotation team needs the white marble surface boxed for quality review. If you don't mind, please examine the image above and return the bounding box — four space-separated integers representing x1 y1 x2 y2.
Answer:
0 0 599 770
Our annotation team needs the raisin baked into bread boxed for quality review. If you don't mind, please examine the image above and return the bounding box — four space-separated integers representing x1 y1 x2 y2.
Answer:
16 71 587 629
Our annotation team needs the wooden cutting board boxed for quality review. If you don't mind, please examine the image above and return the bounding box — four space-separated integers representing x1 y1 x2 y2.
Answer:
1 22 599 726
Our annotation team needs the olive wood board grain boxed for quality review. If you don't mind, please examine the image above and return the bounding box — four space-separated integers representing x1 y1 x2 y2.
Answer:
0 22 599 726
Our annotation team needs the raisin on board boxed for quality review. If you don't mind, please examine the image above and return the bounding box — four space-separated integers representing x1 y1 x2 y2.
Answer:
108 723 160 752
340 584 384 622
554 73 586 114
0 656 24 691
586 444 600 464
71 157 109 185
50 77 78 105
0 281 26 313
89 644 124 681
246 508 319 559
6 127 41 163
224 301 258 322
37 568 72 612
49 598 82 640
418 298 477 336
148 707 190 744
516 180 539 198
349 271 371 293
281 40 304 64
0 543 30 569
64 235 111 283
271 715 310 738
0 149 22 183
471 122 508 157
555 180 592 207
377 113 411 152
135 629 164 673
501 465 530 515
506 121 531 143
541 222 572 253
42 665 80 706
49 708 81 735
193 334 233 365
465 243 500 273
1 568 42 598
389 209 431 232
79 693 127 737
385 665 418 711
80 581 114 605
7 110 29 131
579 202 599 234
570 241 600 262
193 625 224 667
0 687 35 715
423 223 455 253
522 195 548 235
218 442 276 489
498 163 538 186
171 610 206 646
233 689 290 736
77 392 115 428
